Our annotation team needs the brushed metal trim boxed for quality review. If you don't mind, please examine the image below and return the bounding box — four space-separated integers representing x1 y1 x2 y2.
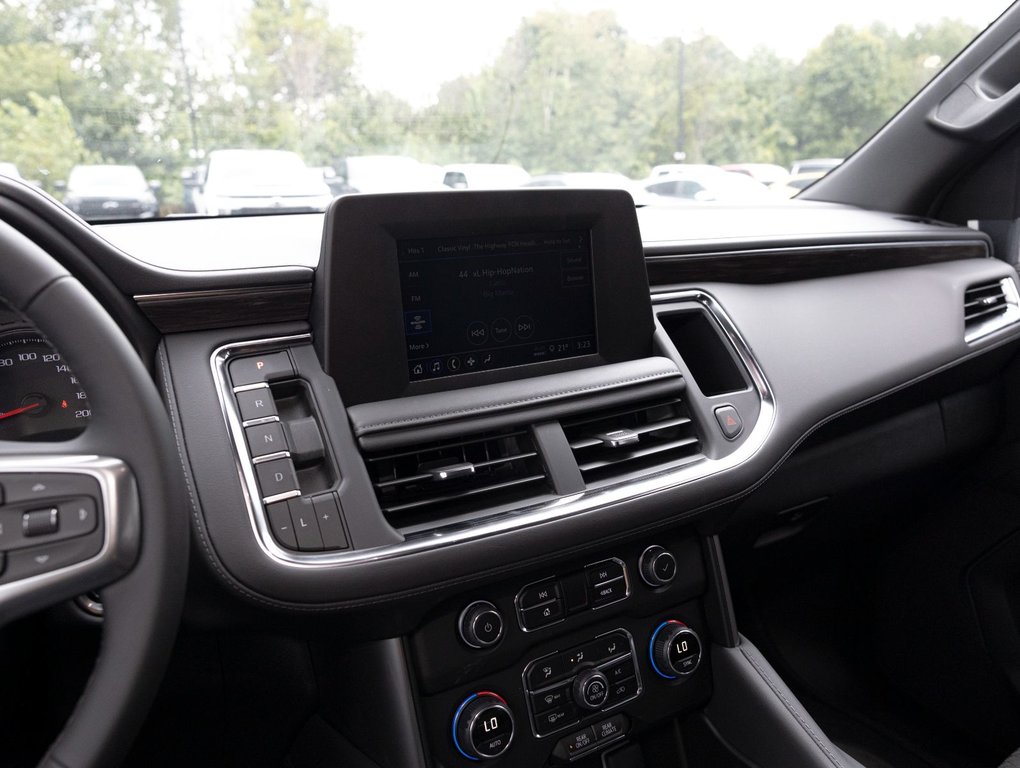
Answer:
0 456 138 623
210 290 774 568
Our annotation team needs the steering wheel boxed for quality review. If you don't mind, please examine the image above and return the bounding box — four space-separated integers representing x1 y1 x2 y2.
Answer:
0 218 188 767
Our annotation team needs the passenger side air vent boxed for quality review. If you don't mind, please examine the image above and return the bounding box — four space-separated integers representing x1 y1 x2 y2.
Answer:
364 428 550 532
964 277 1020 343
562 397 703 484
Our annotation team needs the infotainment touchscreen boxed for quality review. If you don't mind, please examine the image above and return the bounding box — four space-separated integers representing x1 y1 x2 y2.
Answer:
397 231 597 380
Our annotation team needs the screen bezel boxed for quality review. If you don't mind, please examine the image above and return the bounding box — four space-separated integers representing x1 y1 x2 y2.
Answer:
314 189 655 406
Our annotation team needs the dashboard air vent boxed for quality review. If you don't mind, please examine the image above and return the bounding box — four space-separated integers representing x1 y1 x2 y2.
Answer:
964 277 1020 343
364 428 549 531
562 397 702 484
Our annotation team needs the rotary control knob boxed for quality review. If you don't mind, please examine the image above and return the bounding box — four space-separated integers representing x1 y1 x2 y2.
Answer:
452 692 515 761
572 667 611 711
458 600 504 649
639 545 677 587
649 620 702 679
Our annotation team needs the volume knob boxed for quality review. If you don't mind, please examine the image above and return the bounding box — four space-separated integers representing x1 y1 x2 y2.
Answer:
458 601 504 649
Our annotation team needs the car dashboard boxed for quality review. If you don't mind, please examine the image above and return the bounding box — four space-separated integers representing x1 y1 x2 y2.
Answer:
1 181 1019 768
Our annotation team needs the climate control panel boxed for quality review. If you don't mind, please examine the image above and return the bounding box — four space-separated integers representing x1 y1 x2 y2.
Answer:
522 629 641 737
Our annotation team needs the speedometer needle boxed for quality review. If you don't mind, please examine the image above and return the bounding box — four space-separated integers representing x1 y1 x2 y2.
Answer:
0 402 41 420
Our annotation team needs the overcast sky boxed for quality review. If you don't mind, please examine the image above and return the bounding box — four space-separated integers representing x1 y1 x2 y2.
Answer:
188 0 1013 107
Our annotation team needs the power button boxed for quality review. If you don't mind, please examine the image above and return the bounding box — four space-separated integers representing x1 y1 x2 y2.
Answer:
459 600 505 649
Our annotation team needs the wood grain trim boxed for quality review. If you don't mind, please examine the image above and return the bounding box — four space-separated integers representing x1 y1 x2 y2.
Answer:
135 284 312 332
645 240 989 286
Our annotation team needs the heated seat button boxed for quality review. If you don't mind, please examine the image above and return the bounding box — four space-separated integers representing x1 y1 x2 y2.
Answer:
244 422 287 458
256 458 299 501
229 351 293 387
236 387 278 422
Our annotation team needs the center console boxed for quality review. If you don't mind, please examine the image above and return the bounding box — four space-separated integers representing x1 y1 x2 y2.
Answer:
187 189 777 766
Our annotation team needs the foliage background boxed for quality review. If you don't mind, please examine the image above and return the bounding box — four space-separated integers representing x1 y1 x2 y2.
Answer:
0 0 977 208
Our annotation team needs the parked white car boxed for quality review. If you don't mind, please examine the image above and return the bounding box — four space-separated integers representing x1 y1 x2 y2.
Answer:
192 149 333 216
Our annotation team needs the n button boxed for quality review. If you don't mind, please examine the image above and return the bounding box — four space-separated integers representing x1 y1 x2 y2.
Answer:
245 422 287 458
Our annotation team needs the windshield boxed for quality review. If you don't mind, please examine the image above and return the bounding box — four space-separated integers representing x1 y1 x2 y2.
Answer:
0 0 1008 221
67 164 147 192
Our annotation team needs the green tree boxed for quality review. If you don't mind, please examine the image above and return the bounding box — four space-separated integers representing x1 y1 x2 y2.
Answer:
0 93 97 186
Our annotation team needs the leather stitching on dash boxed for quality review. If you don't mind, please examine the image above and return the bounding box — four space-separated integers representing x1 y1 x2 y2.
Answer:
740 645 847 768
357 368 680 432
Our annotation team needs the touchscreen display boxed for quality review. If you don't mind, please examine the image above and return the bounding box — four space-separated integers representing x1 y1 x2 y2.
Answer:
398 231 597 380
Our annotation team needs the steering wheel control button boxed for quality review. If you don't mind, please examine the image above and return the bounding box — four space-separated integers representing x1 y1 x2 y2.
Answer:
573 668 610 711
244 421 288 458
312 495 348 550
639 545 678 587
714 405 743 440
266 502 298 549
452 692 514 761
649 621 703 679
236 387 278 422
0 536 102 584
229 351 293 387
287 498 324 551
458 601 505 649
22 507 59 537
58 498 98 537
255 458 299 502
1 473 100 505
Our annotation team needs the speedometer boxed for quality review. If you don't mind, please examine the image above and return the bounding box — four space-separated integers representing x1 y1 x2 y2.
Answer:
0 330 92 441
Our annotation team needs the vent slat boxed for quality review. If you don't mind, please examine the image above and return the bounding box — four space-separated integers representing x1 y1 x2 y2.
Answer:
568 416 692 450
563 396 704 484
964 293 1005 310
381 474 547 515
576 437 701 472
363 428 549 531
965 303 1008 323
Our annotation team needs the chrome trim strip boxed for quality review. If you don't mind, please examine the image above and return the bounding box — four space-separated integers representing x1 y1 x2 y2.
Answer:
241 415 280 428
233 382 271 394
251 450 291 465
210 290 774 568
0 456 138 623
964 276 1020 344
262 489 301 506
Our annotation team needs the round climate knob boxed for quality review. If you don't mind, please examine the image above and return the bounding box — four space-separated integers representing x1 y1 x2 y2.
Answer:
452 692 515 761
458 601 504 649
639 545 677 587
572 667 610 711
649 620 702 679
